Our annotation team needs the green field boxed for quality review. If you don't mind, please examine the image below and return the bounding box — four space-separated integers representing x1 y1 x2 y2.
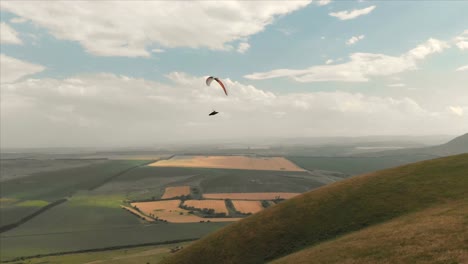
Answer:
1 157 336 261
288 155 435 175
6 242 190 264
161 154 468 264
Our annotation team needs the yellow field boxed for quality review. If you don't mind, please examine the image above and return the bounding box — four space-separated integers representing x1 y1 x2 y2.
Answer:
232 200 264 214
130 200 240 223
161 186 191 199
148 155 305 171
183 200 229 214
203 192 300 200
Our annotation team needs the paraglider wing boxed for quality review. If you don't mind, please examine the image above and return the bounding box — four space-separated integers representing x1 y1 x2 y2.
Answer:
214 78 227 96
206 76 215 86
206 76 227 96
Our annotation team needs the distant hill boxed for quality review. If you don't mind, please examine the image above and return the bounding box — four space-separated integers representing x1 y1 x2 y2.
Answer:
161 154 468 264
357 132 468 157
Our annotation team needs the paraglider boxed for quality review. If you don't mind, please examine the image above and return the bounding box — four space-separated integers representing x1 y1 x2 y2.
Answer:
206 76 227 96
206 76 227 116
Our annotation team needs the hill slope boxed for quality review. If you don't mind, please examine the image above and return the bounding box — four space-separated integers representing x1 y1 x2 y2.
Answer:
358 132 468 157
161 154 468 264
272 200 467 264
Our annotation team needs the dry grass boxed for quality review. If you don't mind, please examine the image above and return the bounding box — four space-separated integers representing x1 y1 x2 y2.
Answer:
203 192 300 200
130 200 240 223
232 200 264 214
272 200 468 264
148 156 305 171
183 200 228 214
161 186 191 199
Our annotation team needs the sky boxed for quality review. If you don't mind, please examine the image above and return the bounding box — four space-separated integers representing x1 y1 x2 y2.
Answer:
0 0 467 148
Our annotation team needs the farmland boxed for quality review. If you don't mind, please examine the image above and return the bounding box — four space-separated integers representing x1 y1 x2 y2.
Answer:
0 154 335 261
161 186 191 199
182 200 229 214
131 200 239 223
149 155 305 171
231 201 264 214
203 192 300 200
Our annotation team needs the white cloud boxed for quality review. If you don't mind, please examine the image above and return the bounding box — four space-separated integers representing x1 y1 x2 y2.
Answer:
329 5 376 20
245 38 449 82
453 30 468 50
346 35 365 45
2 72 465 148
448 106 464 117
0 54 45 83
237 42 250 53
387 83 406 87
151 48 165 54
316 0 332 6
0 22 22 44
0 1 311 57
10 17 27 24
325 59 334 64
456 65 468 72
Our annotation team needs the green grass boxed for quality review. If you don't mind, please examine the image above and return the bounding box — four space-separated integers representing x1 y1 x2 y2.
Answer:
271 200 468 264
161 154 468 264
0 160 147 202
288 155 434 175
6 242 190 264
15 200 49 207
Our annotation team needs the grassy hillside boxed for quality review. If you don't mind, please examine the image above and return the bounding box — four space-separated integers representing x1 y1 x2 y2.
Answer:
358 132 468 157
272 200 467 264
161 154 468 264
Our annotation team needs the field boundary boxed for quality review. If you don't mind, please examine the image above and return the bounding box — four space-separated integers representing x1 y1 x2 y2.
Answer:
0 238 198 263
0 198 68 234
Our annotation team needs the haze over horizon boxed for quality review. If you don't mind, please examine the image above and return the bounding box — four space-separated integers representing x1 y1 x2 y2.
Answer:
1 1 467 148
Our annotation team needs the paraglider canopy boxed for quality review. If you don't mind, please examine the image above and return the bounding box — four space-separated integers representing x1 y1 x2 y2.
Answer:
206 76 227 96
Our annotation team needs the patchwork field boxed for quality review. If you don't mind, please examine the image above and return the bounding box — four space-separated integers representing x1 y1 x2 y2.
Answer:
232 201 264 214
203 192 300 200
131 200 240 223
161 186 191 199
183 200 228 214
149 156 305 171
121 205 154 222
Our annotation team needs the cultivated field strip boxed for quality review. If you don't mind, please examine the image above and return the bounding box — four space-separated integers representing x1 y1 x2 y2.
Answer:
148 156 305 171
161 186 191 199
203 192 300 200
231 200 264 214
183 200 229 214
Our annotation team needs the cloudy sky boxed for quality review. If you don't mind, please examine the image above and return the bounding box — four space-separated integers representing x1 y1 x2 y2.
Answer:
1 1 467 148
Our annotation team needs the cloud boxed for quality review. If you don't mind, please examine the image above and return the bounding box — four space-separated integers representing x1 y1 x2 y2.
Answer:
329 5 376 20
0 22 22 44
245 38 449 82
453 30 468 50
2 72 465 148
448 106 464 117
10 17 27 24
325 59 334 64
456 65 468 72
316 0 332 6
346 35 365 45
387 83 406 87
0 54 45 83
237 42 250 53
0 1 311 57
151 48 165 54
